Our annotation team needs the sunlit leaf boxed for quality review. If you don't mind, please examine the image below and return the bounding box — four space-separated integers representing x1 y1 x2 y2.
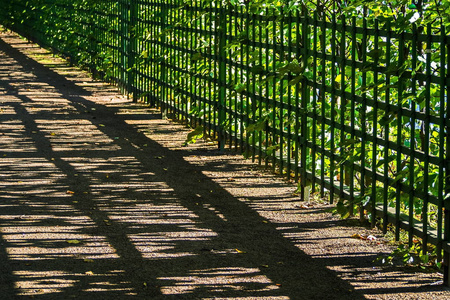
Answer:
67 240 81 244
183 126 204 146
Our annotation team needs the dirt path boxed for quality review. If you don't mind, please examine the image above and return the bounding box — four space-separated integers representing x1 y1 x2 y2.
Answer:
0 29 449 299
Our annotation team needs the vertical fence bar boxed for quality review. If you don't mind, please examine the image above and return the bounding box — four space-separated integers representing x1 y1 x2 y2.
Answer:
395 28 405 241
244 7 251 158
148 1 154 105
207 4 213 135
437 24 446 266
137 0 142 99
88 2 96 75
422 24 432 255
278 8 284 175
218 3 226 151
445 29 450 282
169 0 175 118
320 13 326 198
257 14 263 165
408 23 418 246
114 1 120 86
129 0 138 101
271 11 277 172
293 11 300 183
250 10 257 161
149 0 155 106
310 12 318 192
195 0 202 127
371 19 380 231
264 13 270 168
177 0 182 118
300 9 310 201
446 208 450 285
192 2 198 126
339 15 347 210
160 0 167 117
349 16 358 219
227 6 233 149
286 11 292 180
119 0 127 93
330 13 337 204
212 4 217 135
360 15 372 226
233 7 239 150
382 20 391 235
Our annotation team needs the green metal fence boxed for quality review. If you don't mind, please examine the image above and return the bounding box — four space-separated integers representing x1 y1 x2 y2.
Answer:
1 0 449 284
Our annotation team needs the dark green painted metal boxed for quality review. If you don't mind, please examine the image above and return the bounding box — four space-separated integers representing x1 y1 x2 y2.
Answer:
320 12 326 199
330 13 337 205
300 10 309 201
383 20 391 235
445 33 450 282
423 24 432 255
218 2 226 151
437 24 446 263
372 19 380 232
396 27 405 242
409 23 418 247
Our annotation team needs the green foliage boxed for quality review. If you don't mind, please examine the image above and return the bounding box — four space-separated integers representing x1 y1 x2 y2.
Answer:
183 125 205 145
376 237 443 271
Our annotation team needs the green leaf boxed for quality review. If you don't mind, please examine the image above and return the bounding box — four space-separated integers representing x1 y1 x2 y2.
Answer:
336 201 350 219
251 65 265 74
288 75 303 86
367 49 384 60
246 119 266 133
67 239 81 244
183 126 204 146
235 83 246 93
339 138 358 147
191 52 203 62
277 60 304 75
420 254 429 264
391 169 409 185
266 144 280 155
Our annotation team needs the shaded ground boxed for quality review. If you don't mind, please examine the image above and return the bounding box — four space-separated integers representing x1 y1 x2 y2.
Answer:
0 29 449 299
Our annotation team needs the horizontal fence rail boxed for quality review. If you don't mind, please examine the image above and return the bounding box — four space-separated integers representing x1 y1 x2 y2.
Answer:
1 0 449 284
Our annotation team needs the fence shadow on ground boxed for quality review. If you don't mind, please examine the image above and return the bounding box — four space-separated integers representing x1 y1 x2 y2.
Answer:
0 31 445 299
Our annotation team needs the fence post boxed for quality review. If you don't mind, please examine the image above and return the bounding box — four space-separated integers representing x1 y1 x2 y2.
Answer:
445 208 450 285
160 0 167 118
118 0 128 93
444 38 450 287
128 0 138 101
89 2 97 76
217 2 227 151
299 8 311 202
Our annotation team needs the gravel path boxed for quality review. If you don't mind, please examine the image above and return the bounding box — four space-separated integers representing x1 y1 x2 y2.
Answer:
1 29 449 299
